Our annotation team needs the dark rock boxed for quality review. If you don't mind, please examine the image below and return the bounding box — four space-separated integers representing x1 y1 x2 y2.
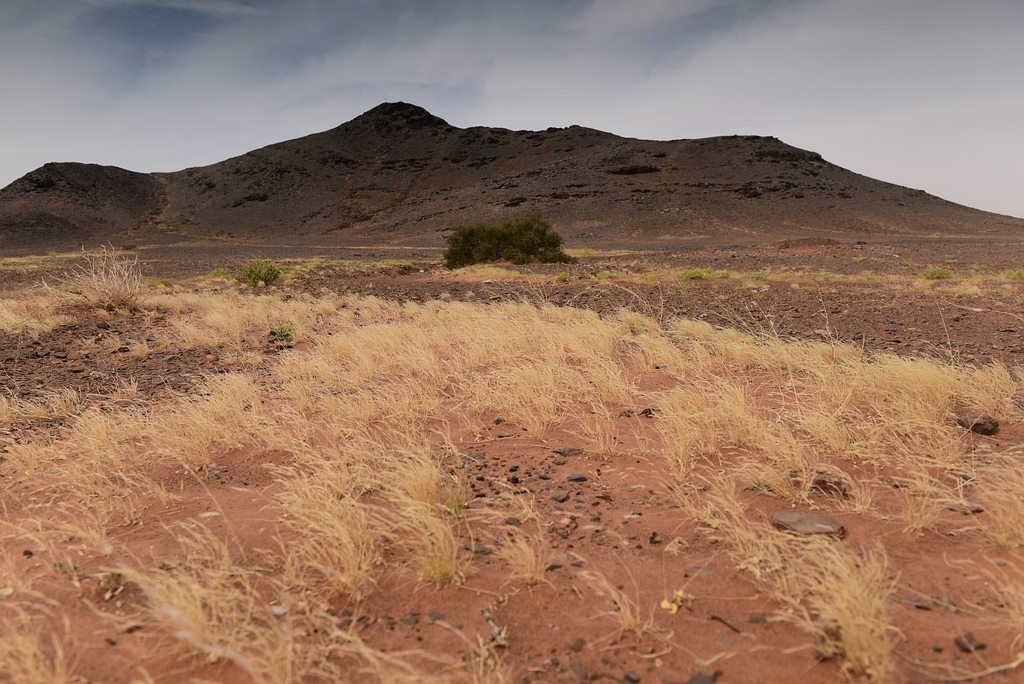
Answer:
788 469 849 498
954 633 986 653
568 637 585 652
569 657 588 682
648 532 663 545
607 164 659 175
428 611 444 622
685 672 721 684
771 511 846 538
551 491 570 503
552 447 583 456
623 672 641 683
96 320 111 330
566 473 588 482
639 407 657 417
957 414 999 436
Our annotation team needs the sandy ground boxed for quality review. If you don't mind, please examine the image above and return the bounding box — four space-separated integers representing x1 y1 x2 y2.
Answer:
1 243 1023 683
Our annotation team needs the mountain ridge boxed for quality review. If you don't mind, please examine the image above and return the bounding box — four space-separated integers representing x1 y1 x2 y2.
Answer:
2 101 1021 250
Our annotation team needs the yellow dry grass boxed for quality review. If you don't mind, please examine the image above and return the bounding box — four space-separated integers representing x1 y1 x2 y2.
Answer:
0 279 1019 683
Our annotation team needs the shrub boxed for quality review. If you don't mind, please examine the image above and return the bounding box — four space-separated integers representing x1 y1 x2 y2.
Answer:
921 268 954 280
238 259 282 286
443 215 575 269
49 247 143 310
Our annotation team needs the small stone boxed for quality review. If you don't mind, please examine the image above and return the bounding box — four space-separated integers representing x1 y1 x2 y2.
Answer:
617 409 636 418
552 447 583 457
551 491 570 503
569 657 588 683
648 531 663 545
566 473 588 482
568 637 585 652
428 611 445 622
771 511 846 539
466 542 491 555
789 469 849 498
639 407 657 418
623 672 641 683
954 633 986 653
96 321 111 330
957 414 999 436
493 417 505 425
685 672 720 684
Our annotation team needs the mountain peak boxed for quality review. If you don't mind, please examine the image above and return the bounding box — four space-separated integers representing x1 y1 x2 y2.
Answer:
348 101 450 131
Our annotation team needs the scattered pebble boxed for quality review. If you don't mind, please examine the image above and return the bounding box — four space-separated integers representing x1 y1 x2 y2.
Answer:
771 511 846 539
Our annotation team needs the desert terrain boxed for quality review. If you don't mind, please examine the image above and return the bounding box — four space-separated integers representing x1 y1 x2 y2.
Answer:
2 104 1024 684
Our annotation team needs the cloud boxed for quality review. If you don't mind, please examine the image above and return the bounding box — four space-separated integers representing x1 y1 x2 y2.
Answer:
83 0 264 16
0 0 1021 217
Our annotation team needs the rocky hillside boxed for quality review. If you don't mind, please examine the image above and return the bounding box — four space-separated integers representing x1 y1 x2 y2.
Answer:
2 102 1021 249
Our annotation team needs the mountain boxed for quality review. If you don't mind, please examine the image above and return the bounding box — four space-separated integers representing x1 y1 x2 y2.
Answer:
2 101 1021 250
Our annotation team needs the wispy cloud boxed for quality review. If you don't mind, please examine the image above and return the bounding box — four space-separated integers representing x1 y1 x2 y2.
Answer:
0 0 1021 217
82 0 264 16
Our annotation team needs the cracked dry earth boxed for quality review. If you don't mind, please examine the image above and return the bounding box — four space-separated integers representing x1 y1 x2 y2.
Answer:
2 259 1024 684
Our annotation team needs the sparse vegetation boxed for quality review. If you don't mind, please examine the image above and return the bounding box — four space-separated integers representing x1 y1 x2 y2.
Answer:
238 259 283 286
0 259 1021 683
921 267 954 280
443 215 575 268
47 246 143 309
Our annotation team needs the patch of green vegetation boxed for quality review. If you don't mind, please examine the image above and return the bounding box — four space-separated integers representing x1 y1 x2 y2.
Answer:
269 322 295 341
679 268 730 280
205 267 235 280
748 271 769 281
143 276 174 287
564 248 638 258
238 259 283 286
921 267 954 280
555 273 569 283
1004 269 1024 281
443 215 575 269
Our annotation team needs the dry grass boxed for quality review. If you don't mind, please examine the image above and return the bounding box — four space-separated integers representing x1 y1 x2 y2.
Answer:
46 247 143 310
580 569 659 641
0 279 1020 682
0 293 69 335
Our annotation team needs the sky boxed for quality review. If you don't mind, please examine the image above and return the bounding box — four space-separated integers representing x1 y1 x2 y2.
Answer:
1 0 1022 217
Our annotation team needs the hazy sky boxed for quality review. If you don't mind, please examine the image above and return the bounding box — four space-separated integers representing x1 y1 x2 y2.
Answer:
1 0 1022 217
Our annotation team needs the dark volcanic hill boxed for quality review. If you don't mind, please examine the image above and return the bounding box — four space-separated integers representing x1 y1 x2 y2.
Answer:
2 102 1022 250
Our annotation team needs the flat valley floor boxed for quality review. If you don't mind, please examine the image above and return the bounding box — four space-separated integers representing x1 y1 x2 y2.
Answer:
1 237 1023 683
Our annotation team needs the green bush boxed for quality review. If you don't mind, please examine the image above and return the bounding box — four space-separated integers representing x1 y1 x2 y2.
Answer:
238 259 282 286
443 215 575 269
